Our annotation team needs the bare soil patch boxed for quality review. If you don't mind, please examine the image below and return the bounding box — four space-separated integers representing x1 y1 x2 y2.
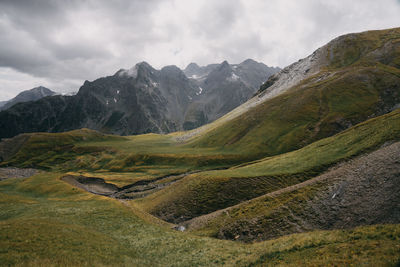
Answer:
0 167 38 181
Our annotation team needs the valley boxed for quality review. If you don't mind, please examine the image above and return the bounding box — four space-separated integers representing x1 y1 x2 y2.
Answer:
1 27 400 266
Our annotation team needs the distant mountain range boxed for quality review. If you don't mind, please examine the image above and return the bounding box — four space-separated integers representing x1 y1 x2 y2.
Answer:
0 86 56 111
0 59 279 139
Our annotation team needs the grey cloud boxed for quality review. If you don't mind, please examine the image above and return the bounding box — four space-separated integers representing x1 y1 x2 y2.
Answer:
193 0 243 39
0 0 161 79
0 0 399 101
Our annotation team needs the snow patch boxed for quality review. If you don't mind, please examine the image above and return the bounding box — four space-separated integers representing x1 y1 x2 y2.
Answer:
116 90 120 94
227 72 239 81
196 87 203 95
189 74 206 80
61 91 77 96
113 98 117 103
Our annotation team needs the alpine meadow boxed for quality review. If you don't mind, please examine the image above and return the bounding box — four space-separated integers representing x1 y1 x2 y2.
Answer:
1 1 400 266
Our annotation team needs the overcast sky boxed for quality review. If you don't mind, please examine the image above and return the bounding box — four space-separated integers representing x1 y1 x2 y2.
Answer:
0 0 399 101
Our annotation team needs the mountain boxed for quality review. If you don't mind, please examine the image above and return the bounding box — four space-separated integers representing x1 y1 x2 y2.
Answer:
182 59 280 129
0 60 279 139
0 86 56 111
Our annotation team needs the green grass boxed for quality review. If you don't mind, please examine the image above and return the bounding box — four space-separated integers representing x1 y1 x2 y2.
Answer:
1 172 399 266
138 109 400 222
328 27 400 69
2 129 246 175
248 224 400 266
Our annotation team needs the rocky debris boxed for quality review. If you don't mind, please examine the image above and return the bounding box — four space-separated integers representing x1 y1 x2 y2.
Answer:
173 225 186 232
0 167 38 181
257 45 328 100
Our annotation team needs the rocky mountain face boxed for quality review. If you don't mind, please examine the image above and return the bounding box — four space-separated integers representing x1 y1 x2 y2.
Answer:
0 86 56 111
0 60 279 139
182 59 280 129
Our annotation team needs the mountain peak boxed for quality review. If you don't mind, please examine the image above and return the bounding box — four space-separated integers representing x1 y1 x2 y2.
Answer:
30 86 55 96
161 65 181 72
184 62 202 77
221 60 230 66
136 61 153 69
117 61 156 78
218 60 231 71
240 58 258 66
185 62 200 70
0 86 56 111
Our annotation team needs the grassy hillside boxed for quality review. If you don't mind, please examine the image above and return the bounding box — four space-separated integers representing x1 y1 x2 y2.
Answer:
187 64 400 158
138 109 400 223
184 28 400 156
1 129 245 177
1 172 399 266
186 141 400 242
327 27 400 69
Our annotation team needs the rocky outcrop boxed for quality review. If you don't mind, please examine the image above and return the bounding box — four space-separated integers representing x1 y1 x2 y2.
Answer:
182 59 280 129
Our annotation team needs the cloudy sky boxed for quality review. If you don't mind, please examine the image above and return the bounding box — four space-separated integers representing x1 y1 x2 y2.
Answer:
0 0 399 101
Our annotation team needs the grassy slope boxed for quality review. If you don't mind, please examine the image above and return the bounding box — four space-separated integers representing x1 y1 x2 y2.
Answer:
188 140 399 241
2 130 245 180
138 109 400 222
1 172 399 266
187 64 400 158
185 28 400 156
